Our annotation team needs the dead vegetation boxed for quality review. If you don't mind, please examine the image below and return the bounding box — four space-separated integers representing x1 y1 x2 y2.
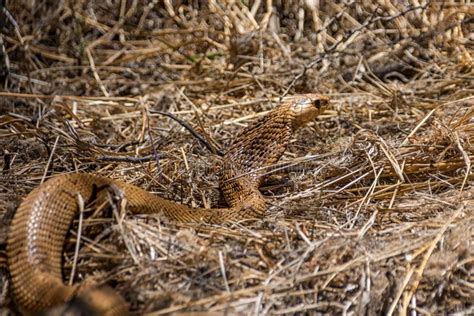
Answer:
0 0 473 314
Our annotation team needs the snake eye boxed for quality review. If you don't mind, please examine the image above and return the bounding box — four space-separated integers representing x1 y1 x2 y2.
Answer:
313 99 322 109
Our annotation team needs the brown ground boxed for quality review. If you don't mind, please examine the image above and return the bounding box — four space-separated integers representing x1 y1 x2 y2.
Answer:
0 1 473 315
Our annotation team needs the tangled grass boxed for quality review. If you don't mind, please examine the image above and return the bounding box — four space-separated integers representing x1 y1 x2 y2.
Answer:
0 1 473 314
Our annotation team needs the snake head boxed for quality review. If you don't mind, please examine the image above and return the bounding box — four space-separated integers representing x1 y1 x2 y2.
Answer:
290 94 330 128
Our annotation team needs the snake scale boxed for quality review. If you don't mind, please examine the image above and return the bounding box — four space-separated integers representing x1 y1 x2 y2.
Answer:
7 94 329 315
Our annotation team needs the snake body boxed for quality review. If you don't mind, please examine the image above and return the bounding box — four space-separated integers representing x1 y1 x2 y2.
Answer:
7 94 329 315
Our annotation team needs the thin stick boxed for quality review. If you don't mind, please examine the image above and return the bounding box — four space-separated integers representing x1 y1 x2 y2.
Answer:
400 204 465 313
401 108 436 146
218 251 230 293
41 136 59 184
389 160 406 209
69 193 85 286
151 110 224 156
385 267 415 316
0 91 138 101
454 131 471 196
146 114 163 179
96 155 157 163
85 48 110 97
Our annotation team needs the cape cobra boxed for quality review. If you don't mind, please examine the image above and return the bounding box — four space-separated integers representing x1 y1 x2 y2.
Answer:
7 94 329 315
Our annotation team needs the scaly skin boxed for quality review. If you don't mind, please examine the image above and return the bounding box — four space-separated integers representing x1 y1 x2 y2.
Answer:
7 94 329 315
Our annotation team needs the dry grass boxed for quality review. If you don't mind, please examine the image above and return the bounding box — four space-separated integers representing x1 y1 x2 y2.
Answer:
0 1 473 315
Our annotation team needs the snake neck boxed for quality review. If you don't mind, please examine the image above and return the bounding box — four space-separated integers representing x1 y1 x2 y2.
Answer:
219 103 296 208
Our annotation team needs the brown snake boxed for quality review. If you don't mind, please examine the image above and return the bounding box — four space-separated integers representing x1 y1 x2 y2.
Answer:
7 94 329 315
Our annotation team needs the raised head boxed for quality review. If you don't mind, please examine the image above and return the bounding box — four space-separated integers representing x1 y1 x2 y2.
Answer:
289 93 330 128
